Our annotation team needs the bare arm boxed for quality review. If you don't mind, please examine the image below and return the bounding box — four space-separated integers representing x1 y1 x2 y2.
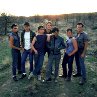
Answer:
68 38 78 56
9 36 21 50
31 37 38 54
81 41 88 57
46 33 54 42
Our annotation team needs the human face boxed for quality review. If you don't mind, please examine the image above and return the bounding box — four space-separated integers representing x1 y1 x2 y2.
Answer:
54 31 59 37
12 26 18 33
66 31 72 37
24 25 30 32
46 23 52 30
38 28 45 34
77 25 83 33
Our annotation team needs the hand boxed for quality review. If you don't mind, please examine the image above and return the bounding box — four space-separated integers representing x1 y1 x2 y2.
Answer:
68 53 72 56
81 53 85 58
30 49 33 53
34 50 38 54
17 48 22 51
21 48 24 52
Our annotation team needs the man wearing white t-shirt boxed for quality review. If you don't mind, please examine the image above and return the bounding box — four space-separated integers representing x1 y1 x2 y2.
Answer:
20 22 35 79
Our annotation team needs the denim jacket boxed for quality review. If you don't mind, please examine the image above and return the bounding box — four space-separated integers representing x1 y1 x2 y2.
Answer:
47 36 66 55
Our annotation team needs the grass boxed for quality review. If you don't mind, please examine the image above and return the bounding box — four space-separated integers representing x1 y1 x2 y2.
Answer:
0 36 97 97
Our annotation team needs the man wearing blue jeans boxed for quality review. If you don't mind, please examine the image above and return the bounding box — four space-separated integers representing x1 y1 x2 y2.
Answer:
9 24 22 81
20 22 35 79
74 23 89 85
28 26 52 80
45 27 66 82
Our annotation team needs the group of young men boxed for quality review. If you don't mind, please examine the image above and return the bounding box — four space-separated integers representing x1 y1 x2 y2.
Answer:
9 21 89 85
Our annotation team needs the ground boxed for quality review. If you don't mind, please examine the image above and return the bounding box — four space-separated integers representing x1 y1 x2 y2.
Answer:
0 36 97 97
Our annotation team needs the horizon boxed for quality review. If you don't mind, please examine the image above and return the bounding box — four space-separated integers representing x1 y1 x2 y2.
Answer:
0 0 97 17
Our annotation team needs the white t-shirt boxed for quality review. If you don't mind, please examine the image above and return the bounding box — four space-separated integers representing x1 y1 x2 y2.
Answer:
24 32 31 50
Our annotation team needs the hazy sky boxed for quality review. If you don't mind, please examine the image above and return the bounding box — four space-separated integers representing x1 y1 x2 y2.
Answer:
0 0 97 16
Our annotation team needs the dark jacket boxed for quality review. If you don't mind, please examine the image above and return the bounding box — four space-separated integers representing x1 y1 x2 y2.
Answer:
21 30 35 48
47 35 66 55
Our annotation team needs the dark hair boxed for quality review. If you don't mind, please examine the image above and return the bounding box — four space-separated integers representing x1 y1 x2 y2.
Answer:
11 24 18 29
52 27 59 33
77 23 84 27
38 26 44 30
24 22 30 26
67 28 72 32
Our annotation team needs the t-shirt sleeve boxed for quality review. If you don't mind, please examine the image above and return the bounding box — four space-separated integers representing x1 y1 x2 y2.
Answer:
83 33 89 42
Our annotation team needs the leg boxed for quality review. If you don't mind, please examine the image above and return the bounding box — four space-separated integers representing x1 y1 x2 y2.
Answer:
68 55 74 78
46 54 54 80
21 50 28 73
29 51 33 72
79 57 86 79
61 53 68 77
11 50 18 76
75 52 81 75
37 54 44 75
17 51 22 73
33 54 39 75
54 54 61 79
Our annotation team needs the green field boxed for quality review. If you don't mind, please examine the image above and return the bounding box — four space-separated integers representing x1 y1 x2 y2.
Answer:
0 36 97 97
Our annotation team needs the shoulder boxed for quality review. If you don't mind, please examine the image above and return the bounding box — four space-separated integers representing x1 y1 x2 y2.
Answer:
82 32 89 39
58 36 64 41
72 37 76 40
82 32 88 36
30 30 36 36
21 30 25 35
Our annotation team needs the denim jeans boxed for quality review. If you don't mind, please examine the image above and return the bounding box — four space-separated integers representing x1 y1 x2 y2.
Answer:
79 56 86 79
21 49 33 73
33 54 44 75
62 53 74 78
75 51 81 75
11 50 21 76
46 54 61 79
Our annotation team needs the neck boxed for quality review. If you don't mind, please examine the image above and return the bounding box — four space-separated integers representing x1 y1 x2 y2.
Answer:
25 30 30 32
46 29 51 33
38 33 43 35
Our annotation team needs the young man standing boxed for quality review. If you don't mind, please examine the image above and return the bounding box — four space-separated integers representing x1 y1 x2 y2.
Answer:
9 24 22 81
45 27 66 82
60 29 78 81
20 22 35 79
44 21 53 56
28 26 52 81
74 23 89 85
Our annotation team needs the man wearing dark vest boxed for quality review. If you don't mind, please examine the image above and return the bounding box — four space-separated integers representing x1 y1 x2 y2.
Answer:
9 24 22 81
20 22 35 79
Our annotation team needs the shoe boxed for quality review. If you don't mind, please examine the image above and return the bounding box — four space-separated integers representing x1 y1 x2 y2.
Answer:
59 75 66 78
66 77 71 81
28 72 33 80
54 79 58 83
38 75 41 81
46 78 52 82
20 74 26 79
73 73 81 77
51 71 54 75
18 70 22 74
13 76 18 81
79 78 86 85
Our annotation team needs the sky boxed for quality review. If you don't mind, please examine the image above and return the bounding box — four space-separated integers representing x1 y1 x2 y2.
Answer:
0 0 97 16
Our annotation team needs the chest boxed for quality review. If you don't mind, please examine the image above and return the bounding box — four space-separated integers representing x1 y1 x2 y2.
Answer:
36 35 47 43
66 39 72 47
76 34 84 43
24 32 30 40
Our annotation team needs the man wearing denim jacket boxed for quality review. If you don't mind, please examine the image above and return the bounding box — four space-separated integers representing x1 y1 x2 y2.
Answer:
45 27 66 82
